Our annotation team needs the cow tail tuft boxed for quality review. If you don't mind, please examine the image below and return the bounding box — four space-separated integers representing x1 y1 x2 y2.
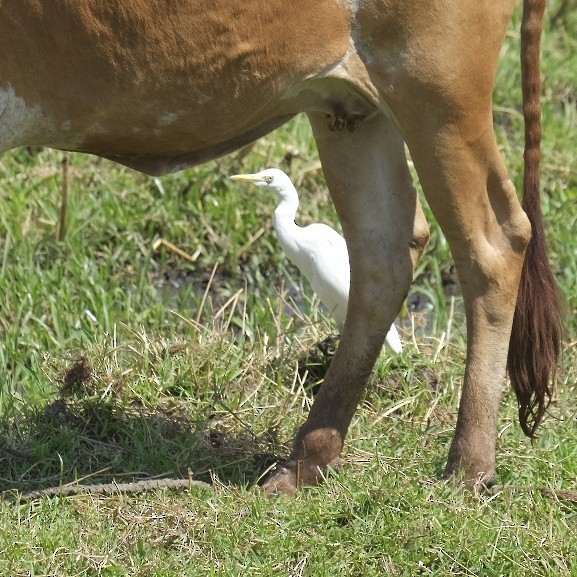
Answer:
507 0 564 438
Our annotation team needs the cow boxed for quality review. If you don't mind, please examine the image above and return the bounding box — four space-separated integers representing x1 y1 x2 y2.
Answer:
0 0 563 494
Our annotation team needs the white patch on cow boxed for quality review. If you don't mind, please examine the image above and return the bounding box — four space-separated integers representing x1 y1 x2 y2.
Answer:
335 0 360 13
0 84 80 152
338 0 369 65
160 112 181 126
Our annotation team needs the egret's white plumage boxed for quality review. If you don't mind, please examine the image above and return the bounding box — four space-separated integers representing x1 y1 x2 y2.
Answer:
231 168 403 353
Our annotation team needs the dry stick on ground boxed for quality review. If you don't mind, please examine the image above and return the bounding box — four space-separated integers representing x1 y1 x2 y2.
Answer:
152 237 202 263
56 153 70 241
10 477 577 503
14 478 212 501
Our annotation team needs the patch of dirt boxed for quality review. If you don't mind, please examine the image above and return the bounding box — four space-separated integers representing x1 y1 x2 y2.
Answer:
59 355 94 397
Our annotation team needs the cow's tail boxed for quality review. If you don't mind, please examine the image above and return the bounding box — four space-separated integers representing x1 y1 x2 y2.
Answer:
507 0 564 438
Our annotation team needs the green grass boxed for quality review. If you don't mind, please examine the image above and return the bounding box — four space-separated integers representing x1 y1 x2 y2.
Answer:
1 3 577 575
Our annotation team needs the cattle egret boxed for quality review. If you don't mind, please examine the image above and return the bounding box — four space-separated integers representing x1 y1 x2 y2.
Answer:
231 169 403 353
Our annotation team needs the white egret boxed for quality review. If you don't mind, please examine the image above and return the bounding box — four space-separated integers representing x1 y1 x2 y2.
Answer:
231 168 403 353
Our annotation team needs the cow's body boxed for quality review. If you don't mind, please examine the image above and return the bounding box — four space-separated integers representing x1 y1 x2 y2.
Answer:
1 0 367 173
0 0 562 492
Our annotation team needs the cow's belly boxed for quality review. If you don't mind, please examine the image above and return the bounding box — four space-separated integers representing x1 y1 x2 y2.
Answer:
78 71 380 175
0 0 375 174
0 69 378 175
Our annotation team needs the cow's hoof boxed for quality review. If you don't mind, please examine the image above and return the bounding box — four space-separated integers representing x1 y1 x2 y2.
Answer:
444 462 497 493
260 466 300 496
260 457 331 495
261 427 342 494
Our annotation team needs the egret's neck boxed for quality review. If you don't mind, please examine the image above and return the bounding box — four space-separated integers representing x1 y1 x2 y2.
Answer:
273 195 301 255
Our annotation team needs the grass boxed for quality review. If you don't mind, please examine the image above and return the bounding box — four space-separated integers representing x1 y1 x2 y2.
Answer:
1 3 577 575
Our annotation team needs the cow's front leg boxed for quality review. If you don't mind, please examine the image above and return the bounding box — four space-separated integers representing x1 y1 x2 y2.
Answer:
262 111 429 494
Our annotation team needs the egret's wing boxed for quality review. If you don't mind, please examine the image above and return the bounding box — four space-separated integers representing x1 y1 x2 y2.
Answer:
295 223 403 351
299 224 350 325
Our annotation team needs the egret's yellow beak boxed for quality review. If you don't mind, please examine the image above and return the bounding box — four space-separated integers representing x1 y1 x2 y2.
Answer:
230 173 262 184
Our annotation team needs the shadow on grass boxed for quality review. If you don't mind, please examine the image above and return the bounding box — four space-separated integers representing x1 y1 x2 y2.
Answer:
1 330 459 497
0 396 283 495
0 337 340 497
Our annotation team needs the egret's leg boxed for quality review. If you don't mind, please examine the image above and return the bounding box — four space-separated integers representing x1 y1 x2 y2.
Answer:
262 111 429 494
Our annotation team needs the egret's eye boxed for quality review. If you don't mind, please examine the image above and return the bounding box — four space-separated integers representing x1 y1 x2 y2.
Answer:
264 175 274 183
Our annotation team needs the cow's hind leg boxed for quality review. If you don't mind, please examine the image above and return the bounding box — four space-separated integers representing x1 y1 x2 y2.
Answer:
262 111 429 494
427 143 531 485
385 74 532 487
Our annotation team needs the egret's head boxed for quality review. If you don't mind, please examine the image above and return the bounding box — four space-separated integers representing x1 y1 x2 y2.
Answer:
230 168 296 201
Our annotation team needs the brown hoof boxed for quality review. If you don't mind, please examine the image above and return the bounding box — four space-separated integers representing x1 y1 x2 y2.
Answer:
260 456 334 495
444 459 497 493
261 427 343 495
260 466 300 496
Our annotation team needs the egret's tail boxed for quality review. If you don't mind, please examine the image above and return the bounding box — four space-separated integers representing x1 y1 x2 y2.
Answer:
385 324 403 354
